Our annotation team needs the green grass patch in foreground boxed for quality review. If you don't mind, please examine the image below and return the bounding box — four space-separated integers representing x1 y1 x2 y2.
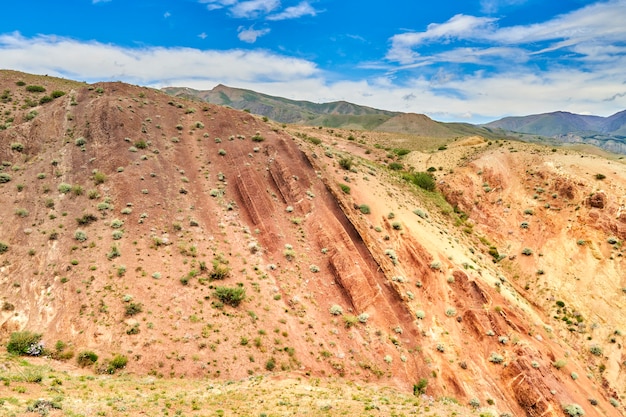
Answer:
0 354 470 417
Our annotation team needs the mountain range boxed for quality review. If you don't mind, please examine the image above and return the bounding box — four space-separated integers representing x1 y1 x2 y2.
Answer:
163 85 626 154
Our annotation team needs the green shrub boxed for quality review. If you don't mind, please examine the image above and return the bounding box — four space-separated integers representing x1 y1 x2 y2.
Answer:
93 171 107 185
26 85 46 92
403 172 436 191
134 140 147 149
7 331 43 355
39 95 53 104
0 241 8 253
77 350 98 367
74 230 88 242
589 345 603 356
213 286 246 307
51 90 66 98
338 157 353 170
210 263 231 280
388 162 403 171
125 302 143 316
251 132 265 142
339 183 350 194
10 142 24 152
563 404 585 416
521 247 533 256
15 208 29 217
413 378 428 395
76 213 98 225
75 137 86 146
329 304 343 316
0 173 11 183
359 204 371 214
24 110 38 121
58 183 72 193
108 354 128 372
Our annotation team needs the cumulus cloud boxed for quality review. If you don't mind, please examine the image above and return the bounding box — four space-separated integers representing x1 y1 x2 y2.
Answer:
237 25 271 43
200 0 280 18
387 0 626 67
0 32 317 85
267 1 317 20
200 0 318 20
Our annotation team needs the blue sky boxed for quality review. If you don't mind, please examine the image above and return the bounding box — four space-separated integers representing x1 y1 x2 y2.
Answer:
1 0 625 123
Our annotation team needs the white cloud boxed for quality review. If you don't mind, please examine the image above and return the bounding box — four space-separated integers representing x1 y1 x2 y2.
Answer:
0 32 317 85
199 0 238 11
92 0 111 3
480 0 527 13
387 0 626 66
387 15 497 64
230 0 280 18
267 1 317 20
200 0 318 20
237 26 271 43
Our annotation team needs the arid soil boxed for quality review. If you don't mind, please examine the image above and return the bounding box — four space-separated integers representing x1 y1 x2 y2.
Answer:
0 71 624 416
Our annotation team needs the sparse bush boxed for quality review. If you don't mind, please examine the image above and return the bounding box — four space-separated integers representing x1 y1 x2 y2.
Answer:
251 132 265 142
329 304 343 316
445 307 457 317
26 85 46 92
358 313 370 323
213 286 246 307
10 142 24 152
107 354 128 373
15 208 29 217
125 302 143 316
93 171 107 185
413 378 428 395
553 359 567 369
110 218 124 229
594 173 606 180
75 137 86 146
563 403 585 416
0 173 11 183
7 331 43 355
489 352 504 363
77 350 98 367
359 204 371 214
404 172 436 191
415 310 426 319
72 184 84 196
58 183 72 193
589 345 603 356
74 230 88 242
76 213 98 225
343 314 358 328
210 261 231 280
338 157 353 170
521 247 533 256
107 245 121 260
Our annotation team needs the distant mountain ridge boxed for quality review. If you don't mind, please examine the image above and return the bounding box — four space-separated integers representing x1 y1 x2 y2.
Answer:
162 84 503 140
484 110 626 154
163 84 626 153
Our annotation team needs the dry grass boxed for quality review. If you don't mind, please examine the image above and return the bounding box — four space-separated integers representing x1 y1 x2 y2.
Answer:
0 355 469 417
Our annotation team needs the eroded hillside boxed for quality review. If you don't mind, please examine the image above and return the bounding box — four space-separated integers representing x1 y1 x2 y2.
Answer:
0 71 624 416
